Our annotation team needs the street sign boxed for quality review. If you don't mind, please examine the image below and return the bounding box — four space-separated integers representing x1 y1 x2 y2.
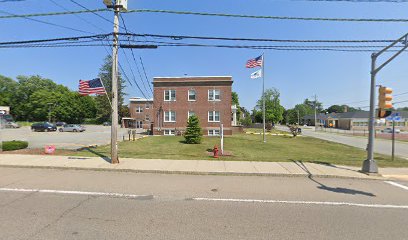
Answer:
386 113 402 121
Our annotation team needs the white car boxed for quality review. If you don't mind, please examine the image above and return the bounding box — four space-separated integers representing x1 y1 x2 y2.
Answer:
59 124 85 132
381 128 401 134
5 122 20 128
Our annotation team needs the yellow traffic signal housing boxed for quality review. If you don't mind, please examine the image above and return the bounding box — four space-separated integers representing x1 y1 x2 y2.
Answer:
378 86 393 109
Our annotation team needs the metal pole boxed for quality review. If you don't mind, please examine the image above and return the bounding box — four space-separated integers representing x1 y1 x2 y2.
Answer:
262 54 266 143
297 110 300 125
392 119 395 161
314 95 317 131
110 7 120 164
220 124 224 155
362 54 378 173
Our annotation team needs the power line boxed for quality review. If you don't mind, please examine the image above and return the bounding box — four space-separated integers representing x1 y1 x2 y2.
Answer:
127 9 408 23
119 14 152 98
139 57 153 94
0 9 108 19
3 8 408 23
295 0 408 2
0 9 93 34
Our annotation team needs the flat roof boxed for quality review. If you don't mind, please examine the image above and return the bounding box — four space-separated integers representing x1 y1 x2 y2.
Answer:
153 76 233 82
129 97 153 102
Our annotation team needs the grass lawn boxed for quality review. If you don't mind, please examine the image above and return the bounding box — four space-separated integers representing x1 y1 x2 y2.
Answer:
244 128 288 135
71 133 408 168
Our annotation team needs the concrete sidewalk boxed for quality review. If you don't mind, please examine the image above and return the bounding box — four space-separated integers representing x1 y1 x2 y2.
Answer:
1 154 406 180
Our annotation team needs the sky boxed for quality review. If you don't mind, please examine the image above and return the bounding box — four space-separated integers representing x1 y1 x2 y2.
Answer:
1 0 408 111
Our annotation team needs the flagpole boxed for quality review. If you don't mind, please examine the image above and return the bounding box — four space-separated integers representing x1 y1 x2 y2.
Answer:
262 53 266 143
99 78 113 110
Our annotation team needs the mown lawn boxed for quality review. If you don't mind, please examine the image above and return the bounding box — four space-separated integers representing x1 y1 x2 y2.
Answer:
71 133 408 167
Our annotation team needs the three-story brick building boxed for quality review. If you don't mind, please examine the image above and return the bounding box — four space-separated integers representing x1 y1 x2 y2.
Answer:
153 76 233 135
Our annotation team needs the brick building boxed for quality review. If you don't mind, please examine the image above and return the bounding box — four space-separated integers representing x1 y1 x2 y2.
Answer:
126 97 154 130
152 76 234 136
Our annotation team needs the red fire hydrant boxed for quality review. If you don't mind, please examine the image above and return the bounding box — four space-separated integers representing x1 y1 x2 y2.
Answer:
213 145 219 158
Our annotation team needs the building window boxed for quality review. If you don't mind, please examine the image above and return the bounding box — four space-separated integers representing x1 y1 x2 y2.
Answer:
188 90 196 101
188 111 195 119
208 111 220 122
164 111 176 122
164 90 176 101
145 115 150 121
208 89 220 101
145 103 150 109
208 130 220 136
136 106 143 113
164 129 175 136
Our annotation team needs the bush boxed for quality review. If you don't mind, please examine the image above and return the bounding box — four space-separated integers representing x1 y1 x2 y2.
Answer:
184 116 203 144
2 140 29 151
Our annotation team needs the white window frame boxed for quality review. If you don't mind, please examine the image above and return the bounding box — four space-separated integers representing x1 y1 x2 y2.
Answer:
188 90 196 101
164 90 176 101
136 106 143 113
208 129 220 136
188 111 196 119
164 111 176 122
164 129 175 136
208 111 220 122
208 89 221 101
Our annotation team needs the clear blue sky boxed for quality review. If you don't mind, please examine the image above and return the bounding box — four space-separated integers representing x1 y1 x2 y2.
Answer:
1 0 408 111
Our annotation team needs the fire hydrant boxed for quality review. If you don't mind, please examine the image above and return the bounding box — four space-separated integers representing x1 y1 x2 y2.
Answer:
213 145 219 158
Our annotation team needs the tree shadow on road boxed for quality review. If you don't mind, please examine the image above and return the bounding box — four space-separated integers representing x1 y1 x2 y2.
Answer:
292 160 376 197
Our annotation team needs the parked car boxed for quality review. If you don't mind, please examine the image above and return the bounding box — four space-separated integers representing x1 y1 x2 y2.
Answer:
31 122 57 132
381 128 401 134
5 122 20 128
55 121 66 127
59 124 85 132
103 122 111 126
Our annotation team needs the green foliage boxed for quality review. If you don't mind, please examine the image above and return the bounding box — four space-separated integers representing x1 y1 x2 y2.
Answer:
2 140 28 151
0 75 17 106
304 98 323 112
184 115 203 144
232 91 242 121
254 88 285 124
241 115 253 127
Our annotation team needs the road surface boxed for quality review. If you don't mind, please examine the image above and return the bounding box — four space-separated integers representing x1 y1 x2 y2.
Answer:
1 167 408 239
277 126 408 159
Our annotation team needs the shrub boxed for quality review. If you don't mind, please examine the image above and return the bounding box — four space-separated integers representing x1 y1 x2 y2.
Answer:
2 140 29 151
184 115 203 144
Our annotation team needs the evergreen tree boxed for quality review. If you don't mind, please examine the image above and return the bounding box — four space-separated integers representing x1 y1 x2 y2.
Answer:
184 115 203 144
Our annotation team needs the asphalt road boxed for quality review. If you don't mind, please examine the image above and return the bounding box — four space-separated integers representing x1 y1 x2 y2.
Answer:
1 167 408 239
0 125 133 149
277 126 408 159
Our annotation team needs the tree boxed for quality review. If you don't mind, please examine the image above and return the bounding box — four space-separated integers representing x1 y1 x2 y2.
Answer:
0 75 17 106
304 98 324 112
96 55 127 123
254 88 285 124
184 115 203 144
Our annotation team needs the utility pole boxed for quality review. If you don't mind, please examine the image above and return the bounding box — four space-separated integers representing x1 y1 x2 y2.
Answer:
262 54 266 143
297 109 300 125
363 33 408 173
104 0 127 164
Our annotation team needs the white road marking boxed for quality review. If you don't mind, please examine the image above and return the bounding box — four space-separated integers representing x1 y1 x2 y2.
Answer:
0 187 153 199
384 181 408 191
192 197 408 209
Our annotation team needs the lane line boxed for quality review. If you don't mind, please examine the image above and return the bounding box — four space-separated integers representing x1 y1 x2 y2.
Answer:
384 181 408 191
191 197 408 209
0 187 154 200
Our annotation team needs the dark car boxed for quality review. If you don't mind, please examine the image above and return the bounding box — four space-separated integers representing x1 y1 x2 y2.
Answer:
103 122 111 126
55 121 66 127
31 122 57 132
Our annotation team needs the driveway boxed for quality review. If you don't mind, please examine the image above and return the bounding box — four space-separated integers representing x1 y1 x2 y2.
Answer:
277 126 408 159
0 125 138 150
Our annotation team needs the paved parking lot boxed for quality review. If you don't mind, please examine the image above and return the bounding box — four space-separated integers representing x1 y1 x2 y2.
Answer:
0 125 136 150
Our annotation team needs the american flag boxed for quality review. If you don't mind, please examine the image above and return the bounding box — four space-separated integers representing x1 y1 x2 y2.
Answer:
246 55 263 68
78 78 106 95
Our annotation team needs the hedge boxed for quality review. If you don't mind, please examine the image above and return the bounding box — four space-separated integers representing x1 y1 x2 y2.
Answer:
2 140 29 151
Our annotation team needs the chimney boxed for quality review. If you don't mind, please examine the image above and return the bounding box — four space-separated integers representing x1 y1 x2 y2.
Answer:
344 106 348 113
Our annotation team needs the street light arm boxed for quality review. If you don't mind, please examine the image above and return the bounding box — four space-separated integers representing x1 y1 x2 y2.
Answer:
375 33 407 58
375 44 408 74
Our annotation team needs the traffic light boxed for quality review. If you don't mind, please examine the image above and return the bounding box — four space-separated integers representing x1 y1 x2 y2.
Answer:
378 86 393 118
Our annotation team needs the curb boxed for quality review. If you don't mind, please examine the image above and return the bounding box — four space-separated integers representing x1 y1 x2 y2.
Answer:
0 164 384 181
